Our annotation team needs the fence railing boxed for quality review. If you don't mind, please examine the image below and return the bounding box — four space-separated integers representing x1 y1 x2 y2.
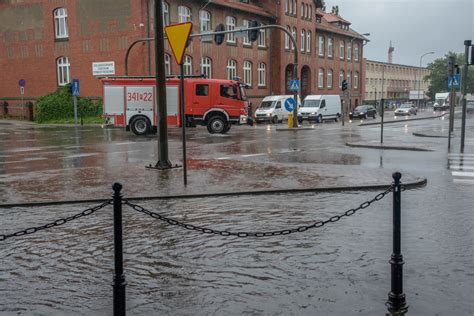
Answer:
1 173 408 316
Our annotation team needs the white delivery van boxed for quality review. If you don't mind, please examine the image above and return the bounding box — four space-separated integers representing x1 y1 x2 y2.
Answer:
298 95 341 123
255 95 300 123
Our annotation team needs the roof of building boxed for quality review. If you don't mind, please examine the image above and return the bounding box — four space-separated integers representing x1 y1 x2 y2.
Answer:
366 59 430 70
315 9 367 41
211 0 275 19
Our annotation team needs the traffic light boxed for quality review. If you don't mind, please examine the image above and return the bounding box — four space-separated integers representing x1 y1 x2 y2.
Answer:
447 56 455 76
342 79 348 91
214 24 225 45
470 45 474 65
248 20 260 42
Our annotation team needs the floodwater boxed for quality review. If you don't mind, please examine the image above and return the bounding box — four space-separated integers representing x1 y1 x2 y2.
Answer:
1 114 473 315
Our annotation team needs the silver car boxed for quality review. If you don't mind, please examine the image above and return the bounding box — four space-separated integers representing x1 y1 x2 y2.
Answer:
395 103 417 116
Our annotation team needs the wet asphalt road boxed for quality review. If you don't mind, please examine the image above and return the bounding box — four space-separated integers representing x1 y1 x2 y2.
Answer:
1 111 473 315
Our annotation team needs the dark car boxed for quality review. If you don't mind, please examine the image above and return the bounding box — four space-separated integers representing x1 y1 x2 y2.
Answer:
349 105 377 119
467 101 474 113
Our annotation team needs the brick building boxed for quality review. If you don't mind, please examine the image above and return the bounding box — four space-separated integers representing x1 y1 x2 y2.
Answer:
0 0 368 115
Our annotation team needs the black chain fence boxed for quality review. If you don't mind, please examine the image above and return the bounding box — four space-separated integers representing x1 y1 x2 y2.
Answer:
0 200 112 241
124 185 393 238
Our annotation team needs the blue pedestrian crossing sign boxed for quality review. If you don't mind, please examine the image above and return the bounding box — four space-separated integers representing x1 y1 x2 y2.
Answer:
284 97 297 112
448 74 460 89
72 79 80 96
289 79 300 91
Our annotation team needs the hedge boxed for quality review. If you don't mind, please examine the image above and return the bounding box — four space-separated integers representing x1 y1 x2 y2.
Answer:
35 84 103 123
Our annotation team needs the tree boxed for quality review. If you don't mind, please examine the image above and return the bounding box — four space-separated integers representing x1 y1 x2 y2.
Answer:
424 52 474 100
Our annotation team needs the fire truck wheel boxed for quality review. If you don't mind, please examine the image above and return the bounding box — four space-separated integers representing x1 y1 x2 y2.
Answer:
222 123 231 134
207 115 227 134
131 116 150 135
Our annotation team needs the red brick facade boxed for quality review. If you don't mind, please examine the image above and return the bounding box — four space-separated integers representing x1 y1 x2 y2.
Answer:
0 0 367 113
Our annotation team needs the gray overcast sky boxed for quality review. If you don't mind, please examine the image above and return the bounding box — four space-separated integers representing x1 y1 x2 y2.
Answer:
324 0 474 67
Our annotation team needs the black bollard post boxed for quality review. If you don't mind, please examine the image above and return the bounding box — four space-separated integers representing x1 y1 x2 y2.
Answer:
386 172 408 315
112 183 126 316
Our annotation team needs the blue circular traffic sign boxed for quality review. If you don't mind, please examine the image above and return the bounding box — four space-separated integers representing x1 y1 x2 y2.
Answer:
19 79 25 87
284 98 296 112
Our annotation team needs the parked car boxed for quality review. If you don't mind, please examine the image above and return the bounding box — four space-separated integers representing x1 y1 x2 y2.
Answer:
349 105 377 119
298 95 341 123
395 103 417 116
467 101 474 113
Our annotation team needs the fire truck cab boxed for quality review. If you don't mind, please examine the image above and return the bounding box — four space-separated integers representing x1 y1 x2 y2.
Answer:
102 77 249 135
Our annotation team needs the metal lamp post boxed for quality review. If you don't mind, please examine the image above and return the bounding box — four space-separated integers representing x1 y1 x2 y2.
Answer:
415 52 434 110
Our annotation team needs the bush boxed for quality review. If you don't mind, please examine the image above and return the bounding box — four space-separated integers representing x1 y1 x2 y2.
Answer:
35 85 103 123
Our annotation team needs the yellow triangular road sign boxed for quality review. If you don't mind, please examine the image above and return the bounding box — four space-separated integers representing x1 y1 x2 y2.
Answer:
165 22 193 65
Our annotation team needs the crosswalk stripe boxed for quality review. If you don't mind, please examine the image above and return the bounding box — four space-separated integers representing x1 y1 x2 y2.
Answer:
450 166 474 171
453 179 474 184
452 171 474 177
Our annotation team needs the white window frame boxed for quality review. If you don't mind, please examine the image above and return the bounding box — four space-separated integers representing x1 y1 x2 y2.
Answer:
199 10 211 32
339 70 345 88
258 62 266 87
163 2 170 26
306 30 311 53
243 20 250 45
301 3 305 18
291 27 296 51
347 71 352 88
285 0 289 13
327 38 333 58
54 8 68 39
327 69 333 88
354 43 359 61
227 59 237 80
293 0 297 16
165 53 171 75
318 35 325 57
201 57 212 78
347 42 352 61
243 61 252 86
339 40 345 60
318 68 324 89
301 29 305 52
57 56 70 86
178 6 191 23
354 71 359 89
184 55 192 75
285 26 290 49
258 27 266 47
226 16 236 43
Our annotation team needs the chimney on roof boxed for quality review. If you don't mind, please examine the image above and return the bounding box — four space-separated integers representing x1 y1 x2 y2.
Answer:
388 41 395 63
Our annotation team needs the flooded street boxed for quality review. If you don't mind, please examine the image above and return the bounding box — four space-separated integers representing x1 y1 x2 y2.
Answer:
1 114 473 315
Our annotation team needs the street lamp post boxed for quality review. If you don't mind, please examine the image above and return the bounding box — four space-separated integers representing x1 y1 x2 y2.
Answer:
416 52 434 110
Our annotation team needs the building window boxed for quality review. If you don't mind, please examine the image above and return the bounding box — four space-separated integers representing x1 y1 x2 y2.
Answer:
347 71 352 88
347 42 352 61
163 2 170 26
199 10 211 32
201 57 212 78
285 26 290 49
243 20 250 45
327 69 333 88
354 44 359 61
54 8 68 39
285 0 289 13
339 70 345 88
327 37 333 58
243 61 252 86
318 35 325 57
354 71 359 89
339 40 345 60
306 30 311 53
291 27 297 51
227 59 237 80
226 16 236 43
165 53 171 75
258 62 266 87
258 27 266 47
301 29 305 52
301 3 305 18
293 0 297 16
178 6 191 23
184 55 192 75
309 5 312 20
318 68 324 89
57 56 70 86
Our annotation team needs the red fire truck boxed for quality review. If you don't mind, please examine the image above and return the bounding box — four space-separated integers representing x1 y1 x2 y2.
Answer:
102 76 249 135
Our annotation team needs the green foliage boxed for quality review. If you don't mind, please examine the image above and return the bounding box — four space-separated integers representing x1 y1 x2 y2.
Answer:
424 52 474 99
35 85 103 123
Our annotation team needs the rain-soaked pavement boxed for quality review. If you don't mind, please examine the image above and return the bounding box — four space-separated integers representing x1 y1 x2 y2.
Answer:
1 111 473 315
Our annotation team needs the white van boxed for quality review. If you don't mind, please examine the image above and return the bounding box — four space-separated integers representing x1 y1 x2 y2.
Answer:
255 95 300 123
298 95 341 123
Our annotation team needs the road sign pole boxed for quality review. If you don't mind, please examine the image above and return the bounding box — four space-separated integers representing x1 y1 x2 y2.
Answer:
73 96 78 126
180 64 187 186
460 40 471 153
380 98 385 144
448 85 455 152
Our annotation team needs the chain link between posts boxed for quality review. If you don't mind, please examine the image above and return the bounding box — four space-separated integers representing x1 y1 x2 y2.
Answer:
0 200 112 242
124 186 394 238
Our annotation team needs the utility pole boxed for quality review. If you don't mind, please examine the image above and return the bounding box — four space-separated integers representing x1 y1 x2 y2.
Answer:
460 40 471 153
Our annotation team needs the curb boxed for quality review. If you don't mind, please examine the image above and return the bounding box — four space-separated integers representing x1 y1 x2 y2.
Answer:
359 113 447 126
0 178 427 209
412 132 448 138
346 142 433 152
276 127 315 131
